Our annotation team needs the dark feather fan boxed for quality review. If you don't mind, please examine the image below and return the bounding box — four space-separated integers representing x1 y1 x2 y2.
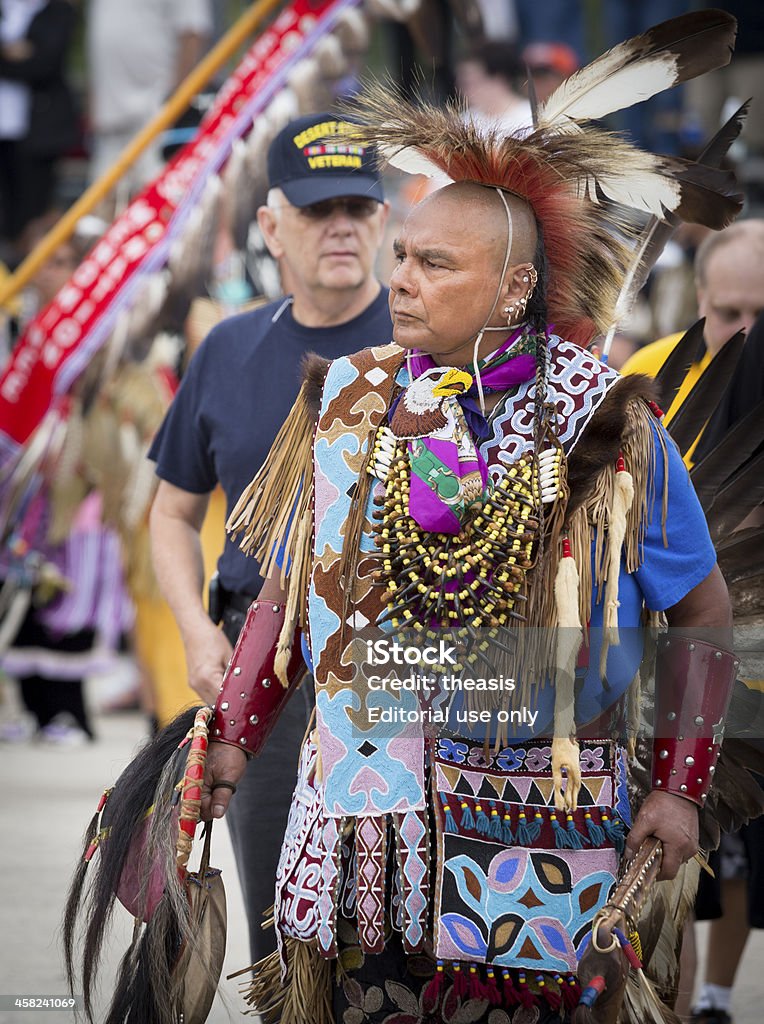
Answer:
715 526 764 585
663 330 745 456
704 448 764 543
690 401 764 513
653 319 708 414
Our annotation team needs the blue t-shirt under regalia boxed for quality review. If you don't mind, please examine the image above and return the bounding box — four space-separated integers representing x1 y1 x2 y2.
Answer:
149 289 392 595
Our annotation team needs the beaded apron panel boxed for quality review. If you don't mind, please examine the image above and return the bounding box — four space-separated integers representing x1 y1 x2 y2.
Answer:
275 736 432 958
432 738 629 974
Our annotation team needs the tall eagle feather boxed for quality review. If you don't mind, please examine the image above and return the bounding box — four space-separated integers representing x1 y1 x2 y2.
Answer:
538 9 736 127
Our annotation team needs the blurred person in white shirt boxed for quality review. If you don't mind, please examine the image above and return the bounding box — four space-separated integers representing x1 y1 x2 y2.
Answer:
87 0 212 191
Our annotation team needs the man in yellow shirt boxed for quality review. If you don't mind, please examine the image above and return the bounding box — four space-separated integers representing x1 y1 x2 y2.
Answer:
621 220 764 443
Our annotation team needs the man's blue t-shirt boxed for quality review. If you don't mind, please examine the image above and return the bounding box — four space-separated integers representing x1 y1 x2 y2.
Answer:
149 289 392 595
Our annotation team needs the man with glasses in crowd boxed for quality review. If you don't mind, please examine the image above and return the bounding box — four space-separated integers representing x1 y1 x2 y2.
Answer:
148 112 391 964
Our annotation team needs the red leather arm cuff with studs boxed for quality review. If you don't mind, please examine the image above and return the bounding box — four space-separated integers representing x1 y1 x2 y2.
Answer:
652 635 738 806
211 599 306 757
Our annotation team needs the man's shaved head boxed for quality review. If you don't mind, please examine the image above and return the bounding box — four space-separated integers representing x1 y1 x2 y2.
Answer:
414 181 538 266
388 179 542 366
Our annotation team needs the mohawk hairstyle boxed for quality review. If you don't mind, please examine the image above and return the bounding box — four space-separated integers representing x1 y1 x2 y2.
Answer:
348 82 741 348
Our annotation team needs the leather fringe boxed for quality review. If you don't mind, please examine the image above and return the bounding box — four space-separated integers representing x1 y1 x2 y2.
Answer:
226 366 329 683
517 393 666 696
238 938 333 1024
226 377 321 659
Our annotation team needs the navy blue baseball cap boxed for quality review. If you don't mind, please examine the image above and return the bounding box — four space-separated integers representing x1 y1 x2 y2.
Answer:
267 112 384 207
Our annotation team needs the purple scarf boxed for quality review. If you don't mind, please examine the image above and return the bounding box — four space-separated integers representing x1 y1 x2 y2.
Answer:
409 327 536 402
401 327 539 533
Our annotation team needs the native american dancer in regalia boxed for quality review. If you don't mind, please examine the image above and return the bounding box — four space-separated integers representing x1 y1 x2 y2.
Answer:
62 10 764 1024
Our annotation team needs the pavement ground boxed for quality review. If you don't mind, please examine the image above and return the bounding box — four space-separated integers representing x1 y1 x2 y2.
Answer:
1 693 762 1024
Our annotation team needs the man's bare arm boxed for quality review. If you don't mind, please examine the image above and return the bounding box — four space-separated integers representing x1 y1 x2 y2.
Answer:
149 479 232 704
664 562 733 639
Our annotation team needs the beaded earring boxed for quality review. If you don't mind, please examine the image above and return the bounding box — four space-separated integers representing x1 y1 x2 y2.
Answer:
504 267 538 326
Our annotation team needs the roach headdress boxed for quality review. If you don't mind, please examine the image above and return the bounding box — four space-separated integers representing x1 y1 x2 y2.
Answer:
349 9 743 347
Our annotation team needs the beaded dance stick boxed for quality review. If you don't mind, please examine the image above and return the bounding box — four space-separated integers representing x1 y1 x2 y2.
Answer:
177 705 214 869
574 838 667 1024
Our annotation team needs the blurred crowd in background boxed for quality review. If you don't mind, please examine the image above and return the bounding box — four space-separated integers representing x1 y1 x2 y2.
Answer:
2 1 763 360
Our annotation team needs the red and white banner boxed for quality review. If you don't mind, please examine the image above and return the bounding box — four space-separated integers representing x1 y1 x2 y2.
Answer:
0 0 359 467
